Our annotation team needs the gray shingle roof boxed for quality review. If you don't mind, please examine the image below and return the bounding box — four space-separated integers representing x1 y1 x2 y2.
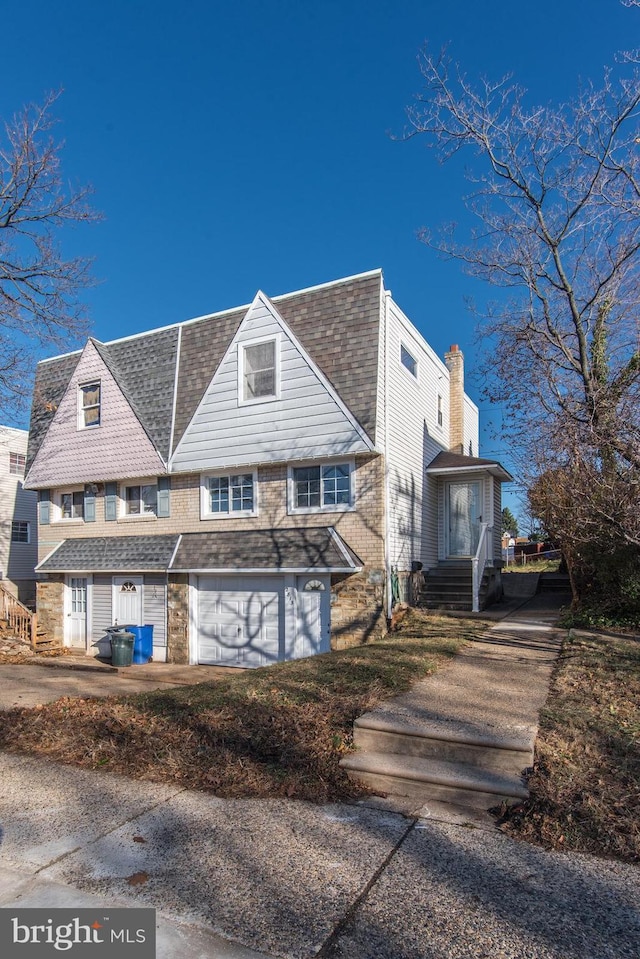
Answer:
26 351 81 473
171 527 363 571
171 272 382 452
104 327 179 460
426 451 513 481
37 535 180 571
28 271 383 470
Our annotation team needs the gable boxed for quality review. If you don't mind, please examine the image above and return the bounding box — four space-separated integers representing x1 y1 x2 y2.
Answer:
170 293 374 472
25 340 166 487
172 271 382 452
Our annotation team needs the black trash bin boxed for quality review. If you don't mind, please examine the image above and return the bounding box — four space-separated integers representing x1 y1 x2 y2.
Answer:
108 628 135 667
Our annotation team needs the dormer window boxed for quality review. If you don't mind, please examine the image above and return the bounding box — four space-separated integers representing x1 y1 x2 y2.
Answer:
240 338 278 403
79 382 101 429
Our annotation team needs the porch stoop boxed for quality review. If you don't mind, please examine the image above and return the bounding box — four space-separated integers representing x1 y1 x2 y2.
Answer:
341 716 530 810
419 561 491 612
341 595 566 813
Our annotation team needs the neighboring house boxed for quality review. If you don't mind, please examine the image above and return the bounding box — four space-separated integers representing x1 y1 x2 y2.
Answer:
25 270 511 666
0 426 38 605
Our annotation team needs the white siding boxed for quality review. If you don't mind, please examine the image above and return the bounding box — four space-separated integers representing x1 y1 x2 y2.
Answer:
0 427 38 593
493 477 503 561
463 395 480 458
171 295 371 472
91 575 113 642
384 300 450 570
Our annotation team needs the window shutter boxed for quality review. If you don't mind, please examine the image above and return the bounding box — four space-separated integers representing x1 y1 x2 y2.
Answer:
157 476 171 517
39 490 51 525
105 482 118 521
84 485 96 522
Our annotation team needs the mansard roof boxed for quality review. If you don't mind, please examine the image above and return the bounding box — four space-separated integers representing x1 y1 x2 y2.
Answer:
27 271 383 471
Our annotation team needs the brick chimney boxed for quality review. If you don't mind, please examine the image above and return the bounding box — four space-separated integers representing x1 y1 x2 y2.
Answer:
444 344 464 454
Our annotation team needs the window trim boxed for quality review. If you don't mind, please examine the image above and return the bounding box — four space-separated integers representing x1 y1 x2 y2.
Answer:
400 343 418 380
119 478 159 520
287 459 355 515
238 335 280 406
437 393 443 428
9 451 26 475
10 520 30 544
200 469 259 520
78 381 101 430
55 488 85 523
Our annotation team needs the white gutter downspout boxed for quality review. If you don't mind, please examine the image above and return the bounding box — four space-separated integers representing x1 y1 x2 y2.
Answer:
383 288 393 623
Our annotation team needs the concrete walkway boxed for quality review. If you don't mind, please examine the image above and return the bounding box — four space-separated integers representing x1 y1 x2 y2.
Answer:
0 595 638 958
342 590 567 817
0 657 241 710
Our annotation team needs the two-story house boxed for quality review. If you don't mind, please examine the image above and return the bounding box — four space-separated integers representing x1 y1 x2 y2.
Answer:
0 426 38 605
25 270 510 666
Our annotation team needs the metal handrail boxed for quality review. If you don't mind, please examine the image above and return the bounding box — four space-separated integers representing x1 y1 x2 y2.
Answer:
471 522 491 613
0 583 37 648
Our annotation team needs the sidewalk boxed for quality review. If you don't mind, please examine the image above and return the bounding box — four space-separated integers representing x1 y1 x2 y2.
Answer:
0 595 638 959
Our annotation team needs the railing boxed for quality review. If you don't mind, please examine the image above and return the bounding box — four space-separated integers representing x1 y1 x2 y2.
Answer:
0 583 37 648
471 522 491 613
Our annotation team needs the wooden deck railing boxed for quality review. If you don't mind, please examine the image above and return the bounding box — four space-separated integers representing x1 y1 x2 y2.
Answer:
0 583 37 648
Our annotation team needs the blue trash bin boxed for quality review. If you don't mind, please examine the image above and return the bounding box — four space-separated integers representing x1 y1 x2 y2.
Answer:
125 625 154 664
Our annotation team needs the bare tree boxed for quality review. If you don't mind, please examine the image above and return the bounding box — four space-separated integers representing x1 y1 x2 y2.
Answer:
405 47 640 471
0 91 99 416
404 7 640 610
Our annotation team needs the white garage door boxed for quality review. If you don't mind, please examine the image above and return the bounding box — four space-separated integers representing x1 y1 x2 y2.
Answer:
197 575 282 668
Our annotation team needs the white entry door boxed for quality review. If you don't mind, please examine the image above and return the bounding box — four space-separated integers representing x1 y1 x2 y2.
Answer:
447 481 482 556
66 576 88 648
113 576 143 626
293 576 331 660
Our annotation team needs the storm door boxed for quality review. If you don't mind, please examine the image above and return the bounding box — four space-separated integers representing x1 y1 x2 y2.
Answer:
446 481 481 557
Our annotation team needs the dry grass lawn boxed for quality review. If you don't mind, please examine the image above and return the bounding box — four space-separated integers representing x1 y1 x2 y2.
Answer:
0 611 482 803
502 628 640 863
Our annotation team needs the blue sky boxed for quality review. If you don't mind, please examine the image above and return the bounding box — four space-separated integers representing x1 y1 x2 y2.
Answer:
3 0 636 521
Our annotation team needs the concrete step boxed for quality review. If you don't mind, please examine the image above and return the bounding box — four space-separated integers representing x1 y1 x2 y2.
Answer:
340 751 529 809
538 573 571 593
353 716 532 773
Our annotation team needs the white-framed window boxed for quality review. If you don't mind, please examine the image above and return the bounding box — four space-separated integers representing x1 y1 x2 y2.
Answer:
11 520 30 543
437 394 443 428
58 489 84 521
78 382 101 429
239 337 278 403
400 343 418 378
288 461 354 514
201 471 257 518
9 452 26 475
122 481 158 517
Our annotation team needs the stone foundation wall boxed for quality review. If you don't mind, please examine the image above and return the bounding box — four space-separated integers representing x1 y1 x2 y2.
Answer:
167 575 189 664
330 569 387 650
36 576 64 646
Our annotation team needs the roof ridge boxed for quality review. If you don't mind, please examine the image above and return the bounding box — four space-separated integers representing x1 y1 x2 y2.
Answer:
36 270 385 363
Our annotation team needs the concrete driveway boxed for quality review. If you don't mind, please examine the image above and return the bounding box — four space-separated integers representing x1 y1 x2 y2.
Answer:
0 656 238 710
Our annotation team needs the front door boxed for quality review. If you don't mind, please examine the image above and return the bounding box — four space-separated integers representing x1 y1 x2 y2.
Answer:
293 576 331 660
66 576 88 648
113 576 143 626
447 481 481 556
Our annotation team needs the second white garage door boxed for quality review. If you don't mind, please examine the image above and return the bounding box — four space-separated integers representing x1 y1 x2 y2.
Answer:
197 575 283 667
